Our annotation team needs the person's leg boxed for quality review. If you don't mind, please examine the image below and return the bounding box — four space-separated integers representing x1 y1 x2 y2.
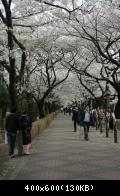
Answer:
74 121 77 132
84 123 88 140
96 118 98 130
23 144 30 154
86 123 90 140
23 145 27 154
11 133 16 155
26 144 31 154
100 119 103 133
7 132 12 155
87 123 89 130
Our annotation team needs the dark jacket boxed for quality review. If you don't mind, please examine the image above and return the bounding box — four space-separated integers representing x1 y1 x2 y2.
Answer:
19 114 32 145
72 110 79 124
80 111 94 126
5 113 19 133
19 115 32 130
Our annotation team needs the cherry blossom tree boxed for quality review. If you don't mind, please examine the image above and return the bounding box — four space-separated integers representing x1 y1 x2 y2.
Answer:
41 0 120 117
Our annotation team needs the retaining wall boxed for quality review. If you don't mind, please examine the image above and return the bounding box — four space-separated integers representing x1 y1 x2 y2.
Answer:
31 112 56 139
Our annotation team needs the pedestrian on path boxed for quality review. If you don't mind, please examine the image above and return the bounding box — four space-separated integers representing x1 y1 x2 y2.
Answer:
5 108 19 158
19 111 32 155
72 107 79 132
109 108 116 130
4 112 10 144
81 105 94 141
98 108 105 133
91 108 99 130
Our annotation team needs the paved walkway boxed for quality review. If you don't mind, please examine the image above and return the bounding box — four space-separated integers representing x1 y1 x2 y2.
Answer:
1 113 120 180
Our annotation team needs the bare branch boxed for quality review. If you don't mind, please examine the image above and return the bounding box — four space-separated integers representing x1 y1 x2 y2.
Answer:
12 34 25 51
9 0 12 8
0 9 7 24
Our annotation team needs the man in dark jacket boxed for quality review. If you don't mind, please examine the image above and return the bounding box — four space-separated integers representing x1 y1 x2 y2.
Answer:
81 105 94 141
5 108 19 158
72 107 79 132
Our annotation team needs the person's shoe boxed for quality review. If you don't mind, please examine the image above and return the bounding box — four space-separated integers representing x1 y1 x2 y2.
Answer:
24 152 30 155
9 154 15 159
24 149 31 155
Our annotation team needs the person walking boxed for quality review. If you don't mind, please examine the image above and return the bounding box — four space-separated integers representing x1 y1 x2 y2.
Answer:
4 112 10 145
72 107 79 132
98 108 105 133
81 105 94 141
5 108 19 158
109 108 116 130
19 111 32 155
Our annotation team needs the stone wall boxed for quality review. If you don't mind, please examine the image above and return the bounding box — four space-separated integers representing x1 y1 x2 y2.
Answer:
31 112 56 139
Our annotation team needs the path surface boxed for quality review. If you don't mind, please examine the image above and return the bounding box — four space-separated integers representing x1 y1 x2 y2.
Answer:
1 113 120 180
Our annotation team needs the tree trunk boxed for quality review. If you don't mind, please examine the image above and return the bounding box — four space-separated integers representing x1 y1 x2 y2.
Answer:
115 97 120 119
44 102 49 115
37 100 45 118
6 5 18 111
9 68 18 111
